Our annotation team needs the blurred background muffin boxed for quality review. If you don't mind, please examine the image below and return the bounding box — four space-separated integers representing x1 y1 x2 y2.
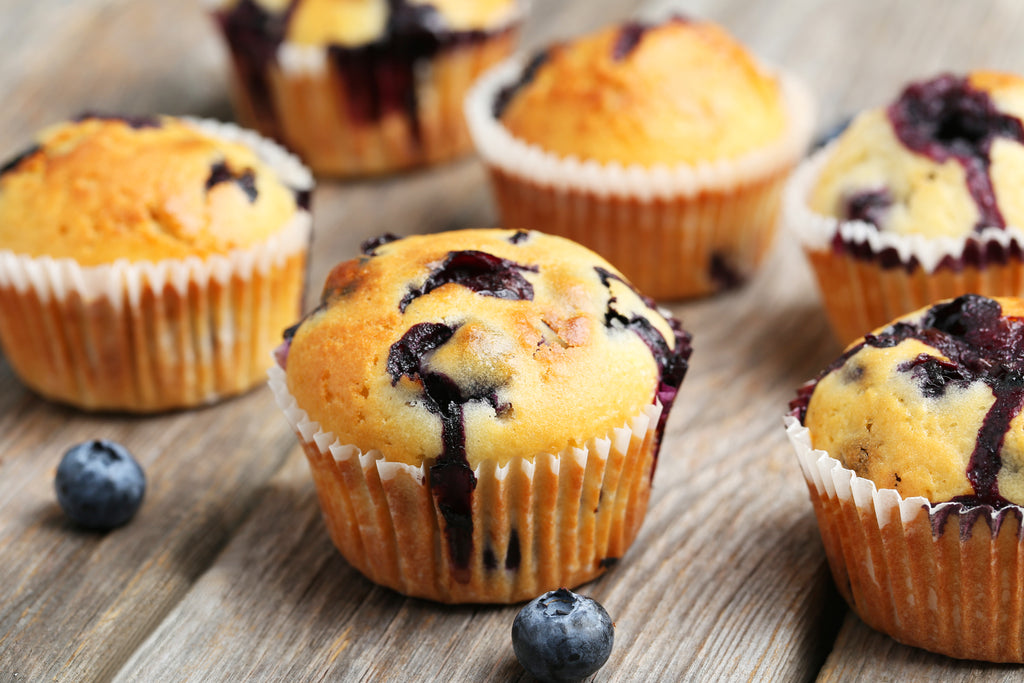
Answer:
787 294 1024 662
0 114 312 412
465 14 814 300
210 0 527 176
786 71 1024 343
269 228 691 603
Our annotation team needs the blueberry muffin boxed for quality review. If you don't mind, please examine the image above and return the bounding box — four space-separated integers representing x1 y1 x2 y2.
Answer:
268 228 691 603
0 114 312 411
465 15 814 300
786 71 1024 342
210 0 526 176
787 294 1024 661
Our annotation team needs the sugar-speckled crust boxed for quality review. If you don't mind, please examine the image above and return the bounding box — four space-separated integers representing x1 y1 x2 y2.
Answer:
801 295 1024 505
0 116 301 264
497 16 787 165
219 0 520 46
283 228 686 469
809 70 1024 237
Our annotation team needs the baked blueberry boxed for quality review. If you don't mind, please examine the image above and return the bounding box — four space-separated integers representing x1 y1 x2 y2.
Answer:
512 588 614 683
54 440 146 530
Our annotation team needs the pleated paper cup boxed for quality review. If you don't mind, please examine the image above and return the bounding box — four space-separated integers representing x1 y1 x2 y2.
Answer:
786 415 1024 662
785 146 1024 345
0 119 313 412
212 5 524 177
464 59 815 300
269 363 663 604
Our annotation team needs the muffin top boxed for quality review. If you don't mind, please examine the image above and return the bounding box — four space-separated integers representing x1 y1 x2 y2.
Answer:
493 16 788 166
219 0 520 47
281 228 691 470
809 71 1024 238
0 115 304 265
796 294 1024 507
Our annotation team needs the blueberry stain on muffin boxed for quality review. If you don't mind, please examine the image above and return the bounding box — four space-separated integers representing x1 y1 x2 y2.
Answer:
362 232 401 256
399 250 537 312
597 267 691 422
842 188 892 229
889 74 1024 230
611 21 650 61
218 0 516 146
0 144 41 176
796 294 1024 510
708 252 744 292
214 0 298 132
387 320 513 578
492 49 551 118
205 160 258 202
610 15 688 62
74 112 162 130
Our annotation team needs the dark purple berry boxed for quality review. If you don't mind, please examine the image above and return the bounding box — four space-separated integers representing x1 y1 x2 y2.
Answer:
493 49 552 118
512 588 614 683
0 143 41 176
794 294 1024 509
55 440 146 530
888 74 1024 230
205 160 258 202
842 188 892 228
399 250 537 313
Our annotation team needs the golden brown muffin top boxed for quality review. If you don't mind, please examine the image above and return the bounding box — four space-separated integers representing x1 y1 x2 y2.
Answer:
494 16 787 166
809 71 1024 238
228 0 519 47
282 229 691 469
0 116 303 265
799 294 1024 506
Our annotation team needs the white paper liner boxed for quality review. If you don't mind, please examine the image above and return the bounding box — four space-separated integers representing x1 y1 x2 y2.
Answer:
0 117 314 410
268 363 663 604
785 414 1024 661
0 116 312 305
464 57 816 201
785 144 1024 273
786 415 937 525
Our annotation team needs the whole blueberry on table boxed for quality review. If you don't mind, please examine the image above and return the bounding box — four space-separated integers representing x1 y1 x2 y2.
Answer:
512 588 614 682
54 440 146 530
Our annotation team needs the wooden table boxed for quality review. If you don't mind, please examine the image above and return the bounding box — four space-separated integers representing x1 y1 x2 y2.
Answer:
3 0 1024 680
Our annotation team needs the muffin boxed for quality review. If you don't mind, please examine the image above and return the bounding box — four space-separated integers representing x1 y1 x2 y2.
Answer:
268 228 692 603
210 0 526 176
786 71 1024 343
0 114 313 412
787 293 1024 661
464 15 815 300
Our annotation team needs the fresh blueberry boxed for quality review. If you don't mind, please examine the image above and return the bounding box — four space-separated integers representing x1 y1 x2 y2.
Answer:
54 440 146 530
512 588 614 683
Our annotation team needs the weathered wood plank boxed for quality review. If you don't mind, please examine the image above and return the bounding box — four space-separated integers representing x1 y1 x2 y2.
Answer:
819 614 1024 683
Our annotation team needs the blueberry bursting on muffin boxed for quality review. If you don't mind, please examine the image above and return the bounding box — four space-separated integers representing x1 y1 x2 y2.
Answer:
792 293 1024 520
811 72 1024 267
211 0 526 177
276 230 691 583
214 0 520 146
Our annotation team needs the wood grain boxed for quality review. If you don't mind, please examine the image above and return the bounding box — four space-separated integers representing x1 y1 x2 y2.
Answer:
2 0 1024 680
